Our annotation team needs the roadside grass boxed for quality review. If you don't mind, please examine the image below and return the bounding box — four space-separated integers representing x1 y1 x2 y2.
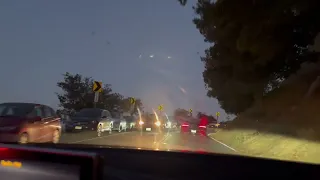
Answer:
209 129 320 164
209 62 320 164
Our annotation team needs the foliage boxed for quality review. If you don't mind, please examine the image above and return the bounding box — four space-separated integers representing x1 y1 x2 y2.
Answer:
56 72 143 113
120 97 143 115
181 0 320 114
173 108 190 118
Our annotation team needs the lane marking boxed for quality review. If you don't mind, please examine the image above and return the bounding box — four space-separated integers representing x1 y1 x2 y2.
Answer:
209 136 237 152
159 133 171 143
69 132 131 144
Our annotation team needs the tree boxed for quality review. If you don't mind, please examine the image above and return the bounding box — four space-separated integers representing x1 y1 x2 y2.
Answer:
56 72 123 113
180 0 320 114
120 97 143 115
173 108 190 118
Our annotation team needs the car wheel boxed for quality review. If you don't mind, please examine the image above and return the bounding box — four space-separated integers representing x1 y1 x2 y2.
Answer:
118 126 122 132
97 125 102 137
19 133 29 144
52 130 60 144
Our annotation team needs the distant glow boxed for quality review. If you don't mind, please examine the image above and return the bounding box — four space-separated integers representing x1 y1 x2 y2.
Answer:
149 55 154 58
168 56 171 59
139 54 142 58
152 109 159 122
137 107 142 124
155 121 161 127
139 120 144 125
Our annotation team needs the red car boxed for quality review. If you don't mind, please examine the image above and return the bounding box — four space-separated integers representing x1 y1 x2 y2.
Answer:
180 121 207 136
0 102 61 144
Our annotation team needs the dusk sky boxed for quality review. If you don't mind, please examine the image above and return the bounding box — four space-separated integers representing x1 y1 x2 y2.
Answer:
0 0 227 120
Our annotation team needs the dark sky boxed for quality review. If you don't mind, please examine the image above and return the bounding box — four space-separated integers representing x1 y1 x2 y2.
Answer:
0 0 226 119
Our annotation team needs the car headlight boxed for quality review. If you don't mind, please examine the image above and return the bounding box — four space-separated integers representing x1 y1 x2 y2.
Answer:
167 122 172 127
155 121 161 127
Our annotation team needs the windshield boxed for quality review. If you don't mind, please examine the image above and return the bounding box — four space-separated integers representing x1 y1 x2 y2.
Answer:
0 103 34 117
2 0 320 164
74 109 101 118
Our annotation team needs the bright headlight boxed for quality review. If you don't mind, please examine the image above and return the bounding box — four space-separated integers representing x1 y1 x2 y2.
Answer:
155 121 161 127
139 121 144 125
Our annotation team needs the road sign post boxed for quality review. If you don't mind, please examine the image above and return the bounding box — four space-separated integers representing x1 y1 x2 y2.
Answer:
189 108 192 116
158 104 163 116
94 92 99 108
216 112 220 121
93 81 103 108
129 97 136 115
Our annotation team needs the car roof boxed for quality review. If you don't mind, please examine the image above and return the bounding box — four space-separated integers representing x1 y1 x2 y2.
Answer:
0 102 41 106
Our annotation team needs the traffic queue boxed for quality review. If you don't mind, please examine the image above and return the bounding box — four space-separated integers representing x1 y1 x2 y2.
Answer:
0 101 216 145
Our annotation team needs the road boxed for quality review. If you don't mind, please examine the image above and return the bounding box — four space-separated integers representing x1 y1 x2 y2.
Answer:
59 130 237 155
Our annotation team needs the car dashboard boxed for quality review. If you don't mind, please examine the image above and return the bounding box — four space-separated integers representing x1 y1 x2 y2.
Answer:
0 143 319 180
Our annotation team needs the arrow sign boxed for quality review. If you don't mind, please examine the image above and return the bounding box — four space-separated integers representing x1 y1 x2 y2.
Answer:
216 112 220 117
158 105 163 111
189 108 192 113
93 81 102 92
130 97 136 104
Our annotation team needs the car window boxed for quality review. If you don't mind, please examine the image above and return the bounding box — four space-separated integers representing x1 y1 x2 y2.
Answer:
28 106 44 119
75 108 101 118
104 110 111 118
43 106 54 118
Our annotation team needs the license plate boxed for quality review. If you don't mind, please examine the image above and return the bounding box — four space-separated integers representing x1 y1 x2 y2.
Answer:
146 128 151 131
191 130 196 133
75 126 82 130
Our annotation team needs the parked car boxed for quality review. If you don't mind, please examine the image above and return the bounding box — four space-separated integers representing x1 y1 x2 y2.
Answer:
0 102 61 144
110 112 127 132
65 108 113 136
124 116 136 131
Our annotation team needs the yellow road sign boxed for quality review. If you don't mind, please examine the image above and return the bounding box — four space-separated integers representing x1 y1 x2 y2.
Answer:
158 105 163 111
189 108 192 113
93 81 102 92
216 112 220 117
130 97 136 104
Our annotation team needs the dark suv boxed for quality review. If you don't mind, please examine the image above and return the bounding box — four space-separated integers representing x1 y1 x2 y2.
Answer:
138 114 163 132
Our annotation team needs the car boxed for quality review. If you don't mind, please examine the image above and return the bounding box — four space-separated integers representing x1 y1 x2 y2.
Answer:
0 102 61 144
109 111 127 132
124 116 136 131
65 108 113 136
180 121 207 136
137 114 163 132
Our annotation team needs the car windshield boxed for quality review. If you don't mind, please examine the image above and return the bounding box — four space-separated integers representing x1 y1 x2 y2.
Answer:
74 109 101 118
2 0 320 164
0 103 34 117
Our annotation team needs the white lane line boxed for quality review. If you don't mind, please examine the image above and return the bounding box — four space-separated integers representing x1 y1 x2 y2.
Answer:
70 132 131 144
159 133 171 143
209 136 237 152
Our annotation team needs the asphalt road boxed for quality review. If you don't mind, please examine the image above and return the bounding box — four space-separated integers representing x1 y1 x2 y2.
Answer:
59 129 237 155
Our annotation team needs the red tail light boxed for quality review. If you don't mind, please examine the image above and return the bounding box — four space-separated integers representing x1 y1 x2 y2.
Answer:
182 123 189 127
199 125 206 128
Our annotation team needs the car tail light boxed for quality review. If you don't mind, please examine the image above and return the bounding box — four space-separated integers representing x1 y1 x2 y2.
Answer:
182 123 189 127
199 125 206 128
